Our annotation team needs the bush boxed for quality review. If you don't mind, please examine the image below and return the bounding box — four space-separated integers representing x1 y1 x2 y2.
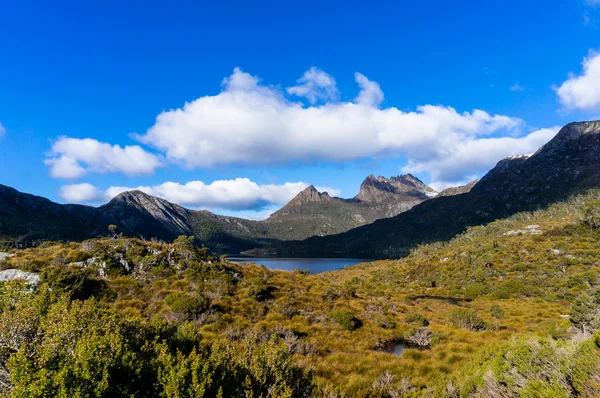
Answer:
448 308 486 331
329 310 361 331
583 201 600 229
245 277 273 301
165 293 209 318
490 304 505 319
40 265 113 301
404 327 435 348
405 313 429 326
570 293 600 334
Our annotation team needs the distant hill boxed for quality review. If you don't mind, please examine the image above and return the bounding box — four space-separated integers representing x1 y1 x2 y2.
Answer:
252 120 600 258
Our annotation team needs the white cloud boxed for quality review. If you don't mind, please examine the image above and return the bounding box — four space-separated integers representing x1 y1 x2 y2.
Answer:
0 122 5 136
136 67 524 186
509 83 524 92
354 72 384 106
287 67 339 104
61 178 341 211
555 51 600 111
403 126 561 188
60 183 104 203
45 137 162 179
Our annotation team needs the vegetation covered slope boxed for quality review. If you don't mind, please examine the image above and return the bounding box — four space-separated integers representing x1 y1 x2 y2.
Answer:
1 189 600 396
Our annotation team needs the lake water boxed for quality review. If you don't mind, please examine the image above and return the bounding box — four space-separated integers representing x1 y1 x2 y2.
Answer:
227 257 370 273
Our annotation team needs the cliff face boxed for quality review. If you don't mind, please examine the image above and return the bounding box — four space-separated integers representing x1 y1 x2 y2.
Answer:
436 180 480 197
355 174 437 203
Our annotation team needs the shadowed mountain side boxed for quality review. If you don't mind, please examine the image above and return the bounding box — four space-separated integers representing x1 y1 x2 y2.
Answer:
248 121 600 259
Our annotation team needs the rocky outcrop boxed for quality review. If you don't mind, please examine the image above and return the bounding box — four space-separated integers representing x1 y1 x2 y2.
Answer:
436 179 480 197
286 186 334 206
355 174 437 203
0 269 40 286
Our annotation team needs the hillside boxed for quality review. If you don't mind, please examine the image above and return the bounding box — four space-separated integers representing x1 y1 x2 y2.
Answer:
0 188 599 396
259 120 600 258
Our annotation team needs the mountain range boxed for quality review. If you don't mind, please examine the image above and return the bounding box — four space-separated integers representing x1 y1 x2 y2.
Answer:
0 172 437 253
2 120 598 257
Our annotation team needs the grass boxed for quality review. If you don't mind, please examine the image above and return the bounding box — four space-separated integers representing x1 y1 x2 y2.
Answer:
1 190 600 396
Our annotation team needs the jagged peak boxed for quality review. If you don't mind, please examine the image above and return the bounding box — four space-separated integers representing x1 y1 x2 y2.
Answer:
288 185 331 205
356 173 437 202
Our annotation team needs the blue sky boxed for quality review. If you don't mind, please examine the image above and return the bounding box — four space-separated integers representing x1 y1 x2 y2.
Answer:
1 0 600 219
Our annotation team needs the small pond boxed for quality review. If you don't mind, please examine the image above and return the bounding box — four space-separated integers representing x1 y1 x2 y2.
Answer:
377 340 429 356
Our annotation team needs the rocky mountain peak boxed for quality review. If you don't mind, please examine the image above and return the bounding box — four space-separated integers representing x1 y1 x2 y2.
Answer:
104 190 192 237
289 185 332 205
110 190 154 204
355 174 437 202
534 120 600 158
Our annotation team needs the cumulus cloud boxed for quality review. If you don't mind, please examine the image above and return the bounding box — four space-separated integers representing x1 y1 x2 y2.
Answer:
555 51 600 111
45 137 162 179
60 183 104 203
287 67 339 104
60 178 341 211
136 67 527 188
403 126 561 188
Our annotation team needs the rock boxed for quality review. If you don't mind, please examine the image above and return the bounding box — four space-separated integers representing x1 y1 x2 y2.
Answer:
0 252 13 261
355 174 437 203
436 179 480 197
0 269 40 286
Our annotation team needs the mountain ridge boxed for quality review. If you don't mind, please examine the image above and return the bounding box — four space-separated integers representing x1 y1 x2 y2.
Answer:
250 120 600 258
0 172 438 252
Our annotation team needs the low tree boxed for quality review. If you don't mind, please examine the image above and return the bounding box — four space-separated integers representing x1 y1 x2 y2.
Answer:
571 293 600 334
107 224 118 238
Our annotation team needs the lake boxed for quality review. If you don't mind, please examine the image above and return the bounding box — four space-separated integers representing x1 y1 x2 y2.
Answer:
227 257 370 273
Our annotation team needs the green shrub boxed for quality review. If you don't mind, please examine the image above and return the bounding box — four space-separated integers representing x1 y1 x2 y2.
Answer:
405 313 429 326
448 308 486 331
329 310 361 331
570 293 600 333
490 304 505 319
40 265 113 301
165 293 209 317
245 277 272 301
583 201 600 229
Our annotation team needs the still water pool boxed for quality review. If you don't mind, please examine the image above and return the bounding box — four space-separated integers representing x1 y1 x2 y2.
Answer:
227 257 371 273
